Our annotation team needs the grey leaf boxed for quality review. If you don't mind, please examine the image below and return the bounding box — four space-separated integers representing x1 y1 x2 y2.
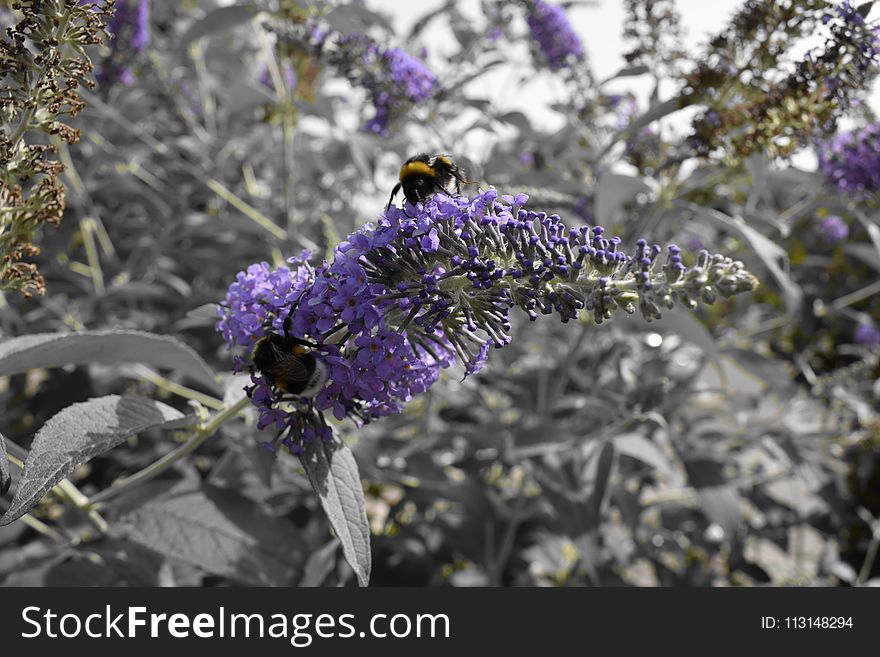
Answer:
300 538 340 587
614 432 675 478
0 396 188 526
180 4 260 49
0 430 10 496
679 202 802 314
300 438 371 587
115 483 305 586
587 440 616 523
0 330 219 391
595 172 650 227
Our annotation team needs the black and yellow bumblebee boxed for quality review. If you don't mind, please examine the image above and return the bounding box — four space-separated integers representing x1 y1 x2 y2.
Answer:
252 302 328 398
387 153 476 209
252 333 328 397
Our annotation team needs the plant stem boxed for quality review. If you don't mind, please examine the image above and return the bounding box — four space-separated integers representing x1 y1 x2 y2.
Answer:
90 396 249 506
133 364 225 410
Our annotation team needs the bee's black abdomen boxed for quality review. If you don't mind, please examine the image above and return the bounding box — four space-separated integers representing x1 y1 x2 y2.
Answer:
252 333 318 395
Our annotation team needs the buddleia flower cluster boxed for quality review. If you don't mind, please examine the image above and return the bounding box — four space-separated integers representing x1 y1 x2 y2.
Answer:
523 0 585 72
217 190 758 454
817 122 880 197
273 22 438 137
83 0 150 87
622 0 686 78
685 0 880 161
0 0 114 297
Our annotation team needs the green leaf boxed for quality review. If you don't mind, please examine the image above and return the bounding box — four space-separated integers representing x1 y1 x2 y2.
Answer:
115 484 306 586
0 330 219 391
0 396 188 526
0 430 10 496
180 4 260 49
300 438 371 587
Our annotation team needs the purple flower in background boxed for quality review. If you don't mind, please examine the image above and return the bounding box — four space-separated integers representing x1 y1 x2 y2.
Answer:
525 0 585 71
854 322 880 346
816 215 849 244
383 48 438 103
83 0 150 86
817 123 880 196
322 33 439 136
366 47 437 135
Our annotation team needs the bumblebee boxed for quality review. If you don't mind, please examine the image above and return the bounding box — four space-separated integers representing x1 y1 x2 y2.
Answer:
252 333 328 397
252 300 328 398
387 153 475 209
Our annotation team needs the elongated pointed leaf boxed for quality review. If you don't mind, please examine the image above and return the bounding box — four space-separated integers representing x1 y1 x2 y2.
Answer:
615 433 675 478
679 202 802 313
0 330 219 390
0 396 189 526
601 64 650 84
115 484 306 586
180 4 260 48
587 440 616 523
0 430 10 496
300 438 371 587
600 94 689 158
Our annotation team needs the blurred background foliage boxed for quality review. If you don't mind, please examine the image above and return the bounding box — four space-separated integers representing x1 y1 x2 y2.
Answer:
1 0 880 587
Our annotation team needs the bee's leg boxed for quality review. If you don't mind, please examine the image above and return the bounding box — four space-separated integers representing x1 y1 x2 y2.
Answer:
458 170 477 187
289 335 319 349
386 183 401 210
280 290 310 335
433 179 453 196
403 192 419 218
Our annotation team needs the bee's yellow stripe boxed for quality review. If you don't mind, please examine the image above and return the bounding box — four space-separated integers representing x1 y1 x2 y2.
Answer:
400 161 436 180
435 155 452 166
